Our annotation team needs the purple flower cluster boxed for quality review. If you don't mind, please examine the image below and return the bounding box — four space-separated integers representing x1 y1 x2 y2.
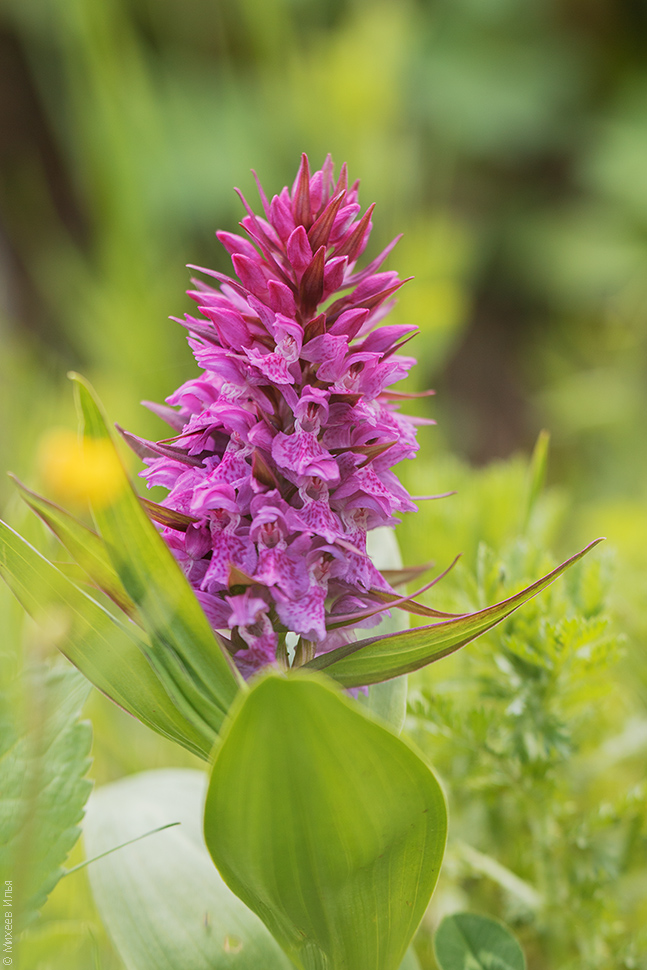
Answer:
132 155 425 677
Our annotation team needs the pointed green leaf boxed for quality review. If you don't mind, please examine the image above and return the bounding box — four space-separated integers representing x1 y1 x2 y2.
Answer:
305 539 604 687
70 373 242 733
204 672 447 970
520 429 550 533
0 520 213 759
0 666 92 930
140 496 199 531
84 769 292 970
10 475 137 618
434 913 526 970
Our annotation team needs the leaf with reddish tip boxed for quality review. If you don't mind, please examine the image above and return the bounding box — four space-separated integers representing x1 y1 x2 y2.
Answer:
382 332 418 360
335 203 375 261
236 187 285 260
302 312 327 343
367 593 458 622
252 168 272 219
227 564 258 589
365 556 463 621
292 153 313 229
308 190 346 252
141 401 185 431
381 563 434 587
326 566 460 630
305 540 605 687
334 161 348 195
251 450 281 489
240 220 294 287
347 234 403 284
411 492 457 502
329 441 397 463
329 391 363 406
379 388 436 401
186 264 248 300
357 440 398 467
327 278 410 323
117 427 205 467
140 498 198 532
175 316 222 347
299 245 326 312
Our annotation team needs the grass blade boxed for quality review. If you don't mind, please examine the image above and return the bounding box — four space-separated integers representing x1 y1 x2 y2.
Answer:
0 520 213 758
10 474 137 618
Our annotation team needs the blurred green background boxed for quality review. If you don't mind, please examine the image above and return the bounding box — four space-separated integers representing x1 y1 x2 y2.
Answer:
2 0 647 967
3 0 647 504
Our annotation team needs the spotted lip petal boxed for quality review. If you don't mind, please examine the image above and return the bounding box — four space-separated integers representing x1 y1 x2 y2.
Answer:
124 155 431 677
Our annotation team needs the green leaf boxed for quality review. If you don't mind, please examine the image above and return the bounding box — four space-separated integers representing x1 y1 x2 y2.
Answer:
10 474 137 618
520 429 550 533
83 769 292 970
70 373 242 734
360 527 411 733
433 913 526 970
0 666 92 930
361 676 409 733
204 672 447 970
0 520 213 759
15 920 95 969
399 950 422 970
305 539 604 688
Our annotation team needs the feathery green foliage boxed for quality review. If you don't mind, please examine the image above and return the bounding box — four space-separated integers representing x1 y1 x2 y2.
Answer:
0 665 92 932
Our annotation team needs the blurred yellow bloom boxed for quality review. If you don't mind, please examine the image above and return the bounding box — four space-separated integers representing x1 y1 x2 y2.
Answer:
38 429 123 508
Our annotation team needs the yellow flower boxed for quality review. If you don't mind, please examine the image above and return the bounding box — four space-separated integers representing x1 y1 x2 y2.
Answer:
38 429 123 508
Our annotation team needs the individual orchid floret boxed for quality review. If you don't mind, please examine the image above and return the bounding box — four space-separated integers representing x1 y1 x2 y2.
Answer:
130 154 428 677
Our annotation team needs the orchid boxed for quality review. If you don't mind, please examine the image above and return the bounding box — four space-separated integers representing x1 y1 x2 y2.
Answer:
0 155 604 970
128 153 429 677
0 155 599 736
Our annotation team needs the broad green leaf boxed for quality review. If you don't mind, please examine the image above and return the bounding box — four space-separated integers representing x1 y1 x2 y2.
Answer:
70 373 242 733
361 527 410 732
0 666 92 930
0 520 213 759
10 474 137 617
15 920 95 969
84 769 292 970
305 539 604 687
434 913 526 970
204 672 447 970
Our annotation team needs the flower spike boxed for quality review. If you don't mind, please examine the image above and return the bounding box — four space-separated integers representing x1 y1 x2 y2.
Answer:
131 155 424 677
